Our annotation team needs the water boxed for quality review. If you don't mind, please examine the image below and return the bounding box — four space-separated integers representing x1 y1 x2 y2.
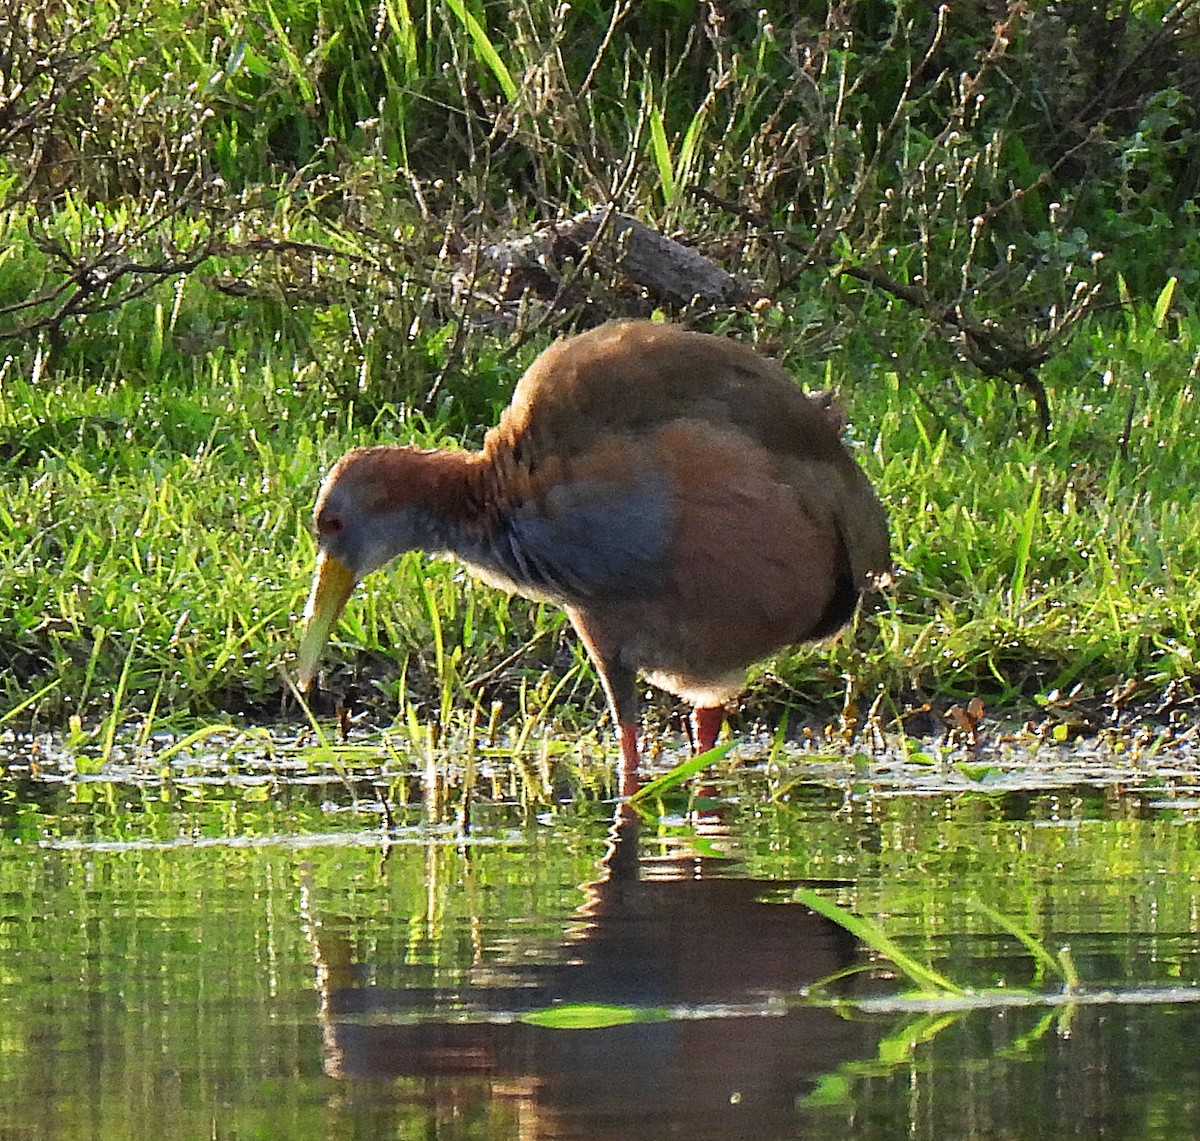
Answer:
2 745 1200 1139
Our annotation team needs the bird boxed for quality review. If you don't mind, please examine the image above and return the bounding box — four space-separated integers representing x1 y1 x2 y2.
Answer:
296 320 890 790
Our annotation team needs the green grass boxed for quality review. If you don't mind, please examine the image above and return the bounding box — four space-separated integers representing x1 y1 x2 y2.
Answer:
3 281 1198 749
859 314 1200 719
793 887 967 997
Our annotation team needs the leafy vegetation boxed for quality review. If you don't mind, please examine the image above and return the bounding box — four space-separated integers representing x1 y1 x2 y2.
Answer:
2 0 1199 753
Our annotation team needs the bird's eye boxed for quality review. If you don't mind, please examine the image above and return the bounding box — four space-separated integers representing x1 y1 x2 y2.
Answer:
319 515 344 536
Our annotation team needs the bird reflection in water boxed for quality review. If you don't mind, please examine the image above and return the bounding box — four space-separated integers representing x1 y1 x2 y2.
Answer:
307 805 883 1141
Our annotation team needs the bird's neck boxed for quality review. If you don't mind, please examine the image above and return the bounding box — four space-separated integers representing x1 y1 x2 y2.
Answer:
384 447 494 546
396 442 562 596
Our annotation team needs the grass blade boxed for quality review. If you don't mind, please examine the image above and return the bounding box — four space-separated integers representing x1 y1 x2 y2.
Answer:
674 101 708 197
520 1003 668 1030
647 104 677 204
1008 479 1041 608
383 0 419 83
969 897 1064 984
100 631 140 766
1153 275 1177 329
0 679 62 727
153 724 242 765
793 888 965 996
626 741 735 805
443 0 518 102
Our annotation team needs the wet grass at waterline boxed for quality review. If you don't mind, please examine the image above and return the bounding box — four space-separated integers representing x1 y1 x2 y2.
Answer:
7 717 1200 833
3 298 1200 748
5 743 1200 1000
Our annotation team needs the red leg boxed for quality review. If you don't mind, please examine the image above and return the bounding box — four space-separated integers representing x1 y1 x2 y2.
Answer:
617 723 640 798
691 705 727 806
691 705 725 754
564 608 643 797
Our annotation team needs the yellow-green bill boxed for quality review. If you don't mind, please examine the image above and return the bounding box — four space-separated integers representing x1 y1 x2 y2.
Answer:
296 550 357 689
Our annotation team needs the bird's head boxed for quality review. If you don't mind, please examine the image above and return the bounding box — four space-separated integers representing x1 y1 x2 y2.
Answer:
296 446 467 690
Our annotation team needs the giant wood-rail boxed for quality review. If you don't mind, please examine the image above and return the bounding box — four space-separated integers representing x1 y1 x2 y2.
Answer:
297 321 890 788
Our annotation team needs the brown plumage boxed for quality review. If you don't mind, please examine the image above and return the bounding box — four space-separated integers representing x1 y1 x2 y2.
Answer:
297 321 890 788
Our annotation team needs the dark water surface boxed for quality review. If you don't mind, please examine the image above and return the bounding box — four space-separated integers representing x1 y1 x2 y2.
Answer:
3 749 1200 1140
